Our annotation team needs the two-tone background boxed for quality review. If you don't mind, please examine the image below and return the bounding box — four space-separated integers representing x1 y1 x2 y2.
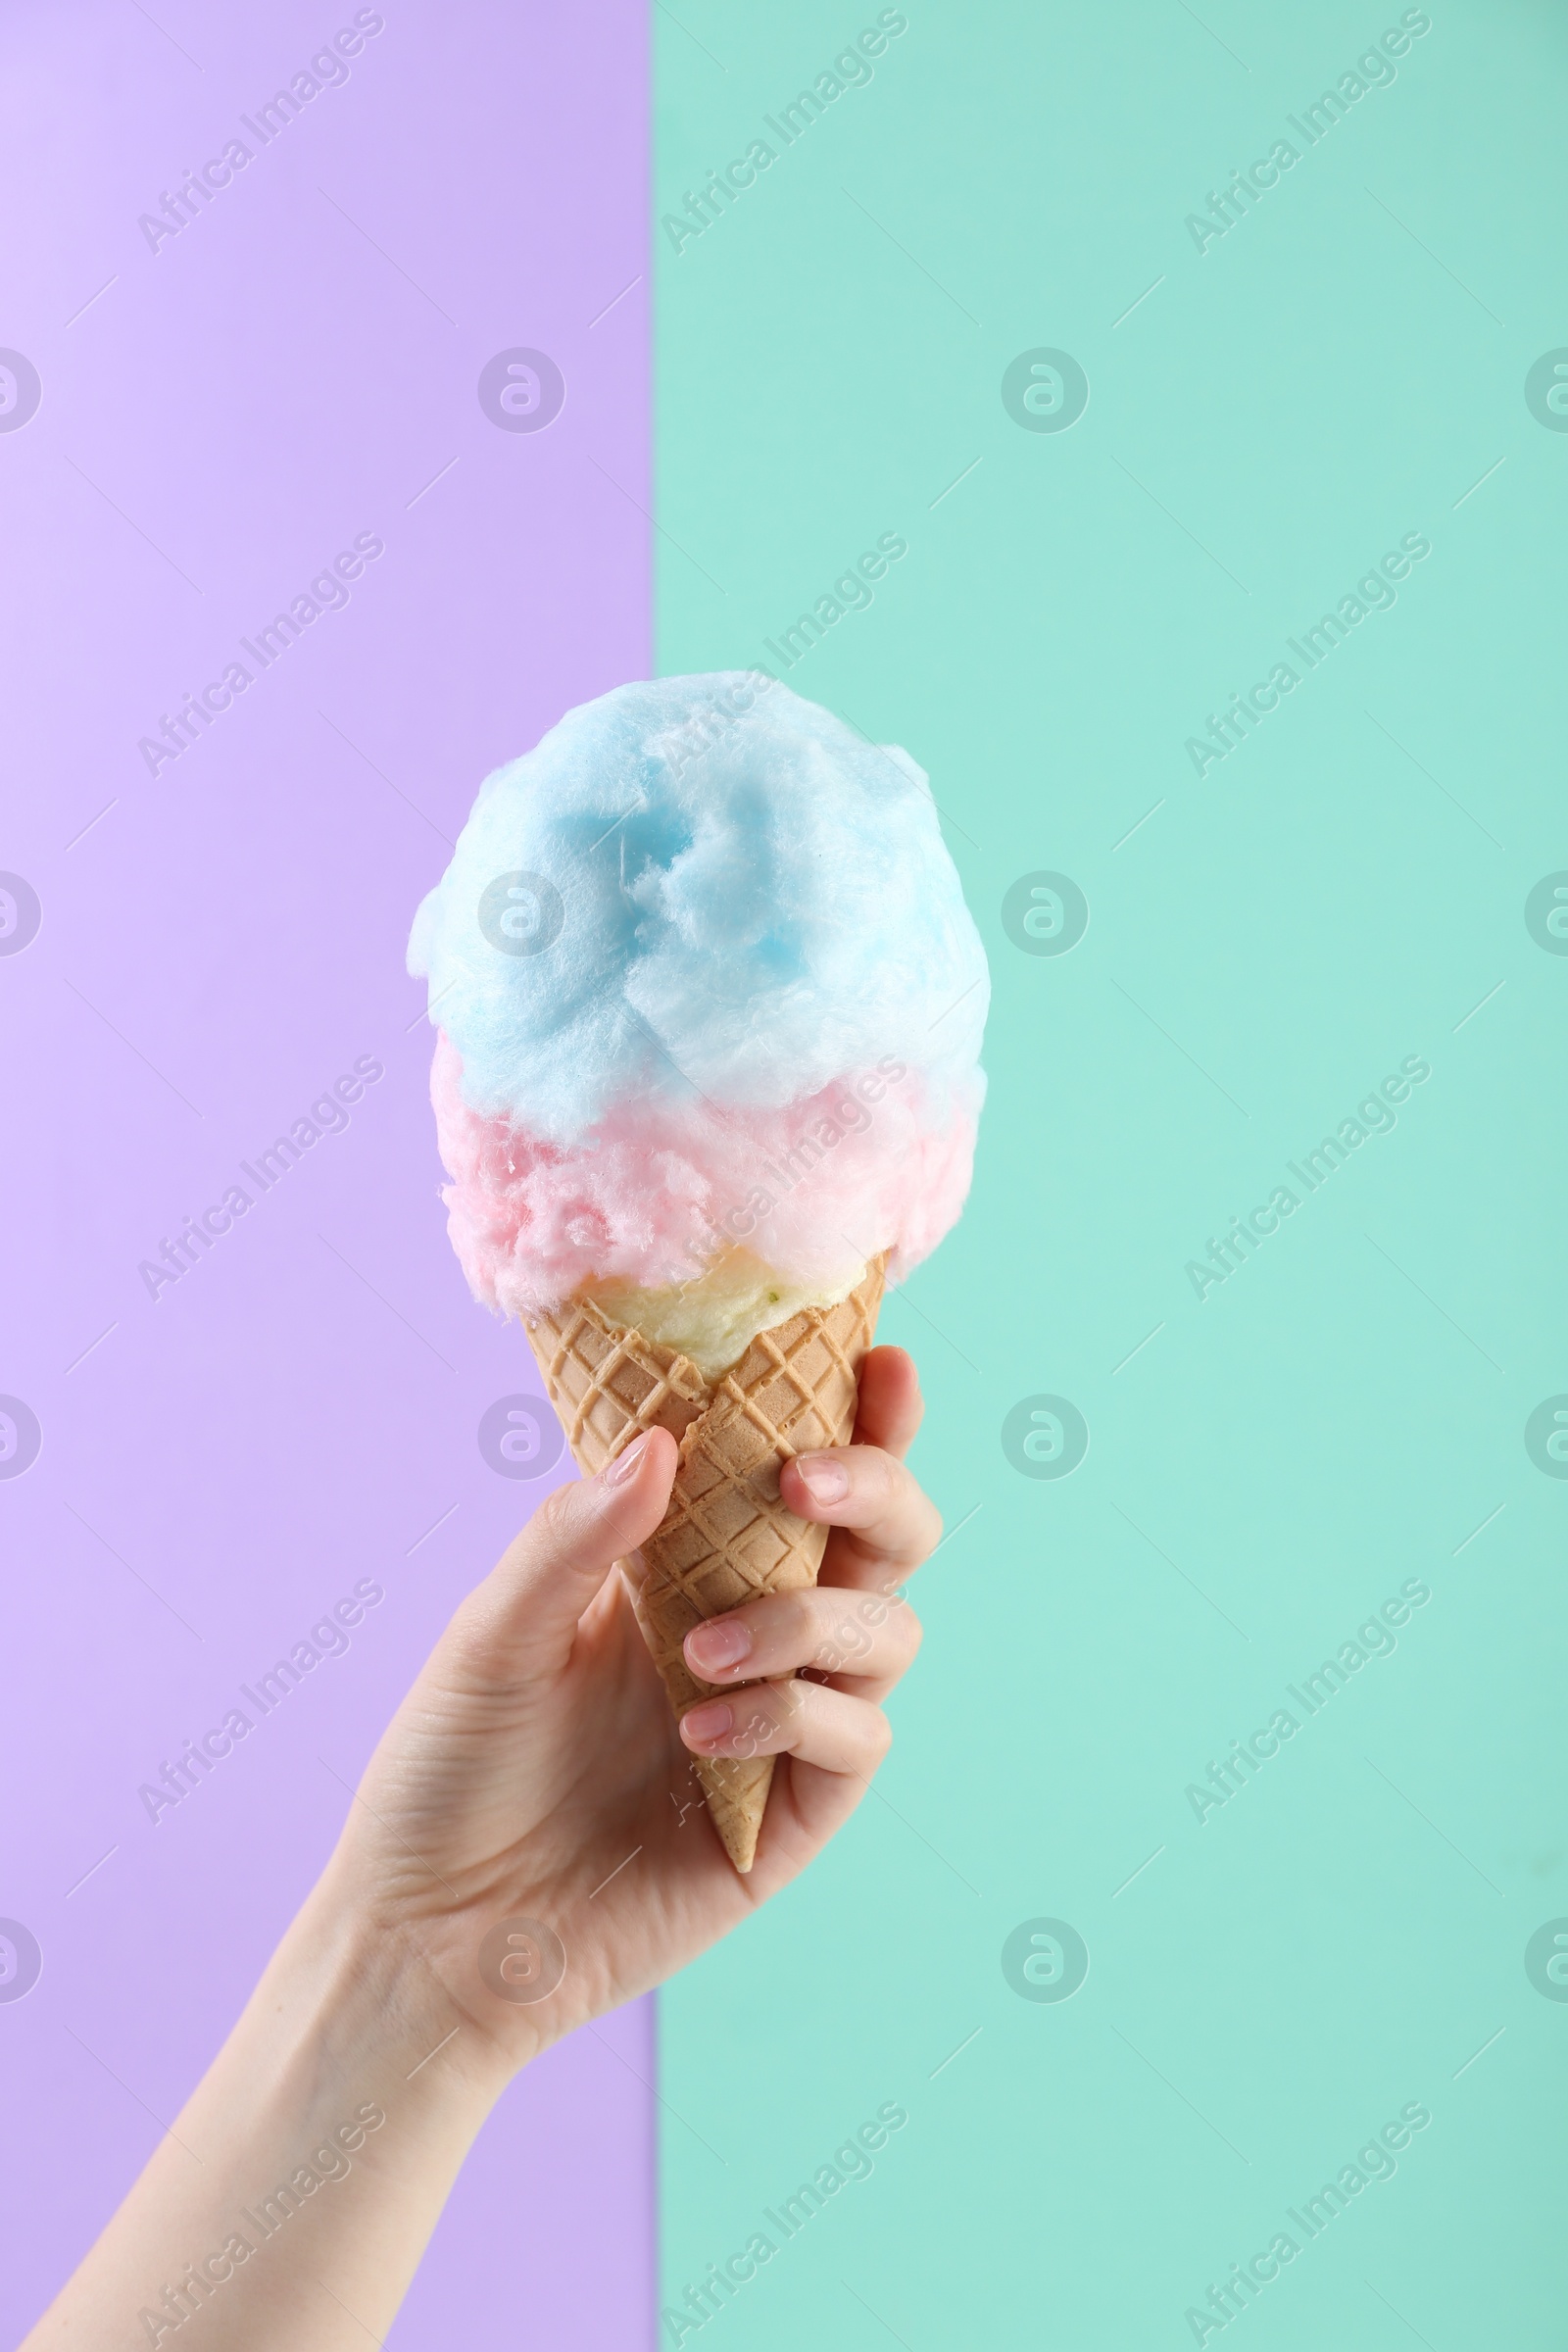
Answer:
3 3 1564 2344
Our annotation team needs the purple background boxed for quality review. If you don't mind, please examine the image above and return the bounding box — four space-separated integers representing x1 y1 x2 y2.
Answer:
0 4 653 2341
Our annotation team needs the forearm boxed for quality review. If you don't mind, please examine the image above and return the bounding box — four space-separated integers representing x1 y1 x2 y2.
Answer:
23 1874 508 2351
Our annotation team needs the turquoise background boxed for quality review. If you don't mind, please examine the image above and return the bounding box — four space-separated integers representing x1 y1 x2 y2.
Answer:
656 3 1567 2344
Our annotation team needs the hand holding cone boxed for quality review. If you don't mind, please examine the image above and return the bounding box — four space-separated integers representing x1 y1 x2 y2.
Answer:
525 1260 885 1870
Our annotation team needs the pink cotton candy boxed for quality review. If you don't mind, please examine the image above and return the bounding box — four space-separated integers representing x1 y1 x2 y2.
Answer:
427 1031 979 1321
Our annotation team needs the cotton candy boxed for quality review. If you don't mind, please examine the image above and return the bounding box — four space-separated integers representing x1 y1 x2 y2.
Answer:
409 671 987 1332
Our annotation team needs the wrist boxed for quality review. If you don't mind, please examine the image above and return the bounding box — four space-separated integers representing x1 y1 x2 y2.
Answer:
276 1871 520 2129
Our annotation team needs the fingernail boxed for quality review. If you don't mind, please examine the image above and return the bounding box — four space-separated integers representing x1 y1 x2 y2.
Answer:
686 1617 752 1674
682 1700 733 1743
795 1453 849 1503
604 1431 651 1489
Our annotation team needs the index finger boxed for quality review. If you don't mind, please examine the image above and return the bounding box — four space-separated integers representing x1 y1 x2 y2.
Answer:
851 1346 923 1460
778 1441 942 1587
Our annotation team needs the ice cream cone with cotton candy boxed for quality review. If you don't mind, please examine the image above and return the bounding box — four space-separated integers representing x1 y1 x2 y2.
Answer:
408 671 987 1868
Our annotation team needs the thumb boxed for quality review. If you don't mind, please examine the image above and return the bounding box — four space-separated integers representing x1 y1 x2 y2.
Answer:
458 1427 679 1680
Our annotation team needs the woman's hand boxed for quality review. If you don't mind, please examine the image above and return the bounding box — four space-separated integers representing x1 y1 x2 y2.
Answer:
326 1344 940 2079
24 1348 939 2350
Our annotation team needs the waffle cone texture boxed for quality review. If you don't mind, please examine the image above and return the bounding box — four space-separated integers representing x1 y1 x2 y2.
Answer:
524 1259 886 1872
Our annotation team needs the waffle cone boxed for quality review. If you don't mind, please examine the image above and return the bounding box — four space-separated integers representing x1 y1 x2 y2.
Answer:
524 1259 885 1872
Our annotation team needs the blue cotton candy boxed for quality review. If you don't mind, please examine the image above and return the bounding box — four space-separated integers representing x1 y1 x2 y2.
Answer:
408 671 988 1145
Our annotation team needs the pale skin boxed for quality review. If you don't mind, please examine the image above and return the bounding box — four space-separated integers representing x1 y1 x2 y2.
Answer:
24 1348 940 2350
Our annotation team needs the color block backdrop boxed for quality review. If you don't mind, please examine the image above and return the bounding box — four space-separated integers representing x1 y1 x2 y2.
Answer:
0 5 654 2344
654 3 1568 2348
5 5 1568 2349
